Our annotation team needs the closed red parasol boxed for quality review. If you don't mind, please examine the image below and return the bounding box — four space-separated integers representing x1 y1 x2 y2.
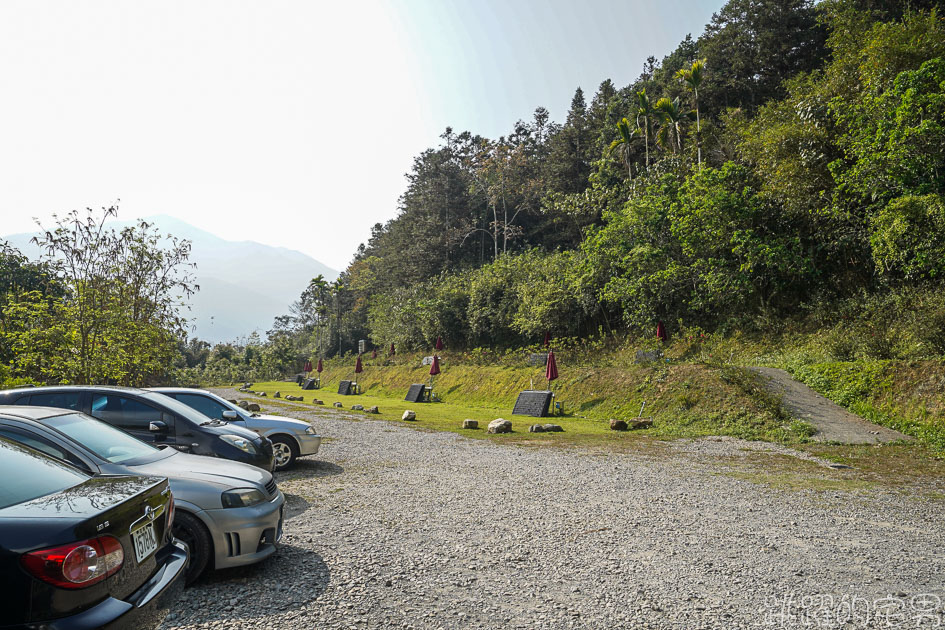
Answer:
316 358 323 373
429 354 441 376
434 336 444 351
303 360 312 372
355 355 363 374
545 349 558 385
657 321 667 344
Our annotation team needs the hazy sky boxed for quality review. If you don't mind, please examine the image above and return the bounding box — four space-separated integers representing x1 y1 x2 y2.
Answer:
0 0 723 270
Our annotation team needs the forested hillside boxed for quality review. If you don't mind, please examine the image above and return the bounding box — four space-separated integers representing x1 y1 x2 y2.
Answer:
294 0 945 356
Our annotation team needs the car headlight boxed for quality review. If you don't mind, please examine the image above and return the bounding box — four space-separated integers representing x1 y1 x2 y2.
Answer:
221 488 266 508
220 434 257 455
305 426 316 435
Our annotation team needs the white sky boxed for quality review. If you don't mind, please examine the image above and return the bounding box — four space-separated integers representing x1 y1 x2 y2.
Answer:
0 0 722 270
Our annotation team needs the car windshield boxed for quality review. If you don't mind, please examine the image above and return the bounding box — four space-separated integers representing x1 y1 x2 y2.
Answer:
141 390 222 425
45 412 159 464
0 437 88 509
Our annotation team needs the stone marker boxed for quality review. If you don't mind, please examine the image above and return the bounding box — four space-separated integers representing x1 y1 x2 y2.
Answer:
421 356 434 366
542 424 564 432
526 353 548 367
247 403 260 412
367 406 379 414
462 419 478 430
610 419 628 431
351 404 364 411
402 410 417 421
333 402 343 408
488 418 512 434
529 424 546 433
634 350 663 364
274 391 281 398
628 418 653 430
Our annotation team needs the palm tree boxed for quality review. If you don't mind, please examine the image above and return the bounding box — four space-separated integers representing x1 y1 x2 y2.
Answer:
676 58 706 169
635 89 654 170
607 117 637 179
654 96 693 154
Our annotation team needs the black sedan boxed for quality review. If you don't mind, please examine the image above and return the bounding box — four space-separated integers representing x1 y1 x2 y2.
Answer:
0 386 275 471
0 436 188 630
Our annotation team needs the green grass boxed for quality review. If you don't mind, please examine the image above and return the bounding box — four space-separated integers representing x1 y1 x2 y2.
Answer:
234 358 813 448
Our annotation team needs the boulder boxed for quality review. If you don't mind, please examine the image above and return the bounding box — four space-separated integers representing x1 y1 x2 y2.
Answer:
610 419 628 431
542 424 564 432
256 392 267 397
366 406 379 414
333 402 343 408
227 399 238 404
244 382 253 389
247 403 260 412
628 418 653 430
488 418 512 434
237 400 249 410
528 424 546 433
313 399 324 405
462 419 478 430
351 404 364 411
402 410 417 421
274 391 281 398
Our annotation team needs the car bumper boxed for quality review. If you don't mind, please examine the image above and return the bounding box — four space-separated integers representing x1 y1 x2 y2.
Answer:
203 491 285 570
14 539 189 630
296 433 321 457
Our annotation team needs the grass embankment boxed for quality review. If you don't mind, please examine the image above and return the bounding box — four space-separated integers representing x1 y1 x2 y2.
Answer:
239 356 809 447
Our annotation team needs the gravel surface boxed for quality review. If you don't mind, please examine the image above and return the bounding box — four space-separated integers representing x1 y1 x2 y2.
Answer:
160 389 945 630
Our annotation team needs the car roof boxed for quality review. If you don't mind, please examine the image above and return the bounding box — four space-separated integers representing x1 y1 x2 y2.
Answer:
0 405 76 422
0 385 148 395
148 387 210 394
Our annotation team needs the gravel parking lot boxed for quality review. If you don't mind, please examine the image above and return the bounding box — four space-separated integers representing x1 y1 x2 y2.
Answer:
161 391 945 629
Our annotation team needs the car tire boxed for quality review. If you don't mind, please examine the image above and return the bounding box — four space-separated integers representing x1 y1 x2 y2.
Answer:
271 436 299 470
173 511 212 584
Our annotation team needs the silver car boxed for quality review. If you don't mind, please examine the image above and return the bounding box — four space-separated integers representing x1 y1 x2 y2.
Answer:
0 406 285 584
151 388 321 470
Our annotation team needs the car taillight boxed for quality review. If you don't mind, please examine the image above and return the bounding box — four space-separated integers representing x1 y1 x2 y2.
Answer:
167 494 175 531
21 535 124 589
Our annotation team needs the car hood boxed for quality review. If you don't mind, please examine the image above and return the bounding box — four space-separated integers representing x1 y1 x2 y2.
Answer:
128 451 271 490
251 414 312 430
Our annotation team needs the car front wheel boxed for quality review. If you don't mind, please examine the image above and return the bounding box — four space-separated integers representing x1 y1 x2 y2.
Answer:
271 436 299 470
173 511 212 584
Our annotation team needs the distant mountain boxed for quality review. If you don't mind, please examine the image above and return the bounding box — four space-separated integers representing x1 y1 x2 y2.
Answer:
2 215 338 343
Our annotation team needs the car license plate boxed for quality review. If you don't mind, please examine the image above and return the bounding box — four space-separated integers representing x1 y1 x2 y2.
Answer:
131 522 158 564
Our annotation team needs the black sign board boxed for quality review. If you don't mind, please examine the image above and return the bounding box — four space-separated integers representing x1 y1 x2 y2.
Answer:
512 390 553 417
302 378 316 390
405 383 427 403
338 380 353 396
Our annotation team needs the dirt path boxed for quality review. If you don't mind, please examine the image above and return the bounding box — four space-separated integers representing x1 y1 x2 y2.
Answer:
748 367 909 444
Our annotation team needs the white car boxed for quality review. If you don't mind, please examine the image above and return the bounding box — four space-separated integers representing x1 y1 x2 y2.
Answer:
150 388 321 470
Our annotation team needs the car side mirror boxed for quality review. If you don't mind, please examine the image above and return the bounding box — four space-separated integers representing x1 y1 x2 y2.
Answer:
222 410 238 420
149 420 168 433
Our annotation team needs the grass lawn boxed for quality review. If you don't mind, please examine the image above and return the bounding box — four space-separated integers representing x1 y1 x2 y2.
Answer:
228 376 945 489
232 380 642 448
